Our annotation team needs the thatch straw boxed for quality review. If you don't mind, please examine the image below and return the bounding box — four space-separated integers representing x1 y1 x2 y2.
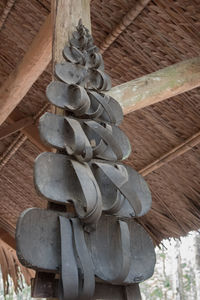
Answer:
0 0 16 31
99 0 151 53
0 239 34 295
0 103 50 171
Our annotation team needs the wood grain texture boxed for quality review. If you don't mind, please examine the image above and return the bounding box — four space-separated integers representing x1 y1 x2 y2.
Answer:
107 57 200 114
100 0 151 53
52 0 91 117
0 14 52 125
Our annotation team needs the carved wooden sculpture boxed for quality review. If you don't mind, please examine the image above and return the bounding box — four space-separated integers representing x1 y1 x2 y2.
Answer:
16 20 156 300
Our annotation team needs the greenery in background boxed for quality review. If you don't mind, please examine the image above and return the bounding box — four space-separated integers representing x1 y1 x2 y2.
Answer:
0 275 31 300
140 231 199 300
0 232 199 299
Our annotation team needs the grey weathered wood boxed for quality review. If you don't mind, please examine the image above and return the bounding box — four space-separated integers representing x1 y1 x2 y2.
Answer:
38 113 131 161
34 152 102 224
16 208 70 271
91 162 152 217
16 208 156 284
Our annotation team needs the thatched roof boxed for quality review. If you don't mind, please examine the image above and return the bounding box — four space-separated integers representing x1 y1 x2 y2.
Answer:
0 0 200 254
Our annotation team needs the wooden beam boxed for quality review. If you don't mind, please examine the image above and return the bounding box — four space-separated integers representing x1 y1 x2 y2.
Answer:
0 0 16 31
99 0 151 53
9 108 50 152
0 117 33 140
0 10 200 123
0 14 52 126
8 56 200 153
0 132 27 170
107 57 200 114
139 131 200 176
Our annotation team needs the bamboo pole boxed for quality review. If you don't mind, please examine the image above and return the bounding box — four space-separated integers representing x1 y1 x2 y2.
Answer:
139 131 200 176
99 0 151 53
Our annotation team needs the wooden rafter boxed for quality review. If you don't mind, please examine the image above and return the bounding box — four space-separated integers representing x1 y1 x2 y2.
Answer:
2 55 199 155
0 3 200 172
0 14 52 126
139 131 200 177
0 132 27 170
9 106 50 152
1 1 200 126
99 0 151 53
107 57 200 114
0 117 33 140
0 0 16 31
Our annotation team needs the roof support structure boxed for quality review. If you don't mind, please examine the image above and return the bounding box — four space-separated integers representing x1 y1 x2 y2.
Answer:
0 0 16 31
1 55 200 154
0 14 52 126
139 130 200 177
0 3 200 173
0 116 33 140
9 107 50 152
99 0 151 53
49 2 92 299
0 1 200 125
108 57 200 114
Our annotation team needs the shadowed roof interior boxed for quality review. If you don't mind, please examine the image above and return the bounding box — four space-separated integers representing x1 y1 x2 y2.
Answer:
0 0 200 245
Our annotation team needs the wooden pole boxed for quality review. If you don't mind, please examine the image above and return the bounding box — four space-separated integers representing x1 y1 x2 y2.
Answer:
0 117 33 140
99 0 151 53
107 57 200 114
3 55 200 154
49 1 91 299
0 14 52 126
139 131 200 176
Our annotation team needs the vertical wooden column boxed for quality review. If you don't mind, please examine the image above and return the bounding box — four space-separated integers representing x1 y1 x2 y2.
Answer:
49 1 91 299
51 0 91 115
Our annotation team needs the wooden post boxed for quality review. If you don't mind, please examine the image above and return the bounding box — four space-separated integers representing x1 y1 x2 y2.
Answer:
49 1 91 299
51 0 91 118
